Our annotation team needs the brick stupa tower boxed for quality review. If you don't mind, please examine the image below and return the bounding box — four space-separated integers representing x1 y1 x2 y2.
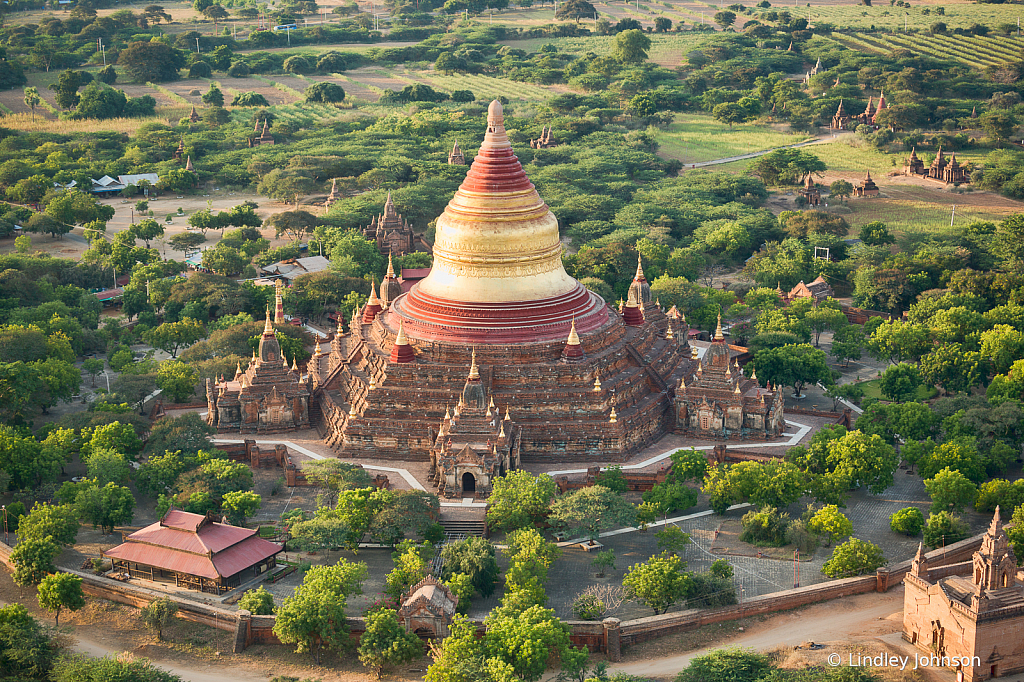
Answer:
313 101 693 467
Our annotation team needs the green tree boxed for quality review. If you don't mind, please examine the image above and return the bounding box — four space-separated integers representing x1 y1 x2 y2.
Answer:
713 9 736 26
751 343 834 397
821 537 886 578
712 102 748 128
549 486 636 541
23 87 41 122
358 608 422 679
18 503 79 546
555 0 596 22
655 525 691 555
156 360 198 405
878 362 921 403
231 91 270 107
828 179 853 204
144 319 206 358
925 467 978 513
305 82 346 104
81 358 104 388
920 343 983 394
868 320 932 365
117 41 185 83
440 536 500 598
51 654 182 682
979 110 1018 147
0 603 58 678
483 604 574 682
140 597 178 640
859 221 895 246
592 549 616 577
222 490 261 526
202 3 228 30
50 70 82 110
623 551 691 615
85 448 131 485
76 483 135 534
10 536 59 586
487 471 556 532
923 511 970 548
614 29 651 64
238 586 275 615
804 304 847 348
890 507 924 536
202 84 224 107
274 561 368 663
807 504 852 547
37 572 85 626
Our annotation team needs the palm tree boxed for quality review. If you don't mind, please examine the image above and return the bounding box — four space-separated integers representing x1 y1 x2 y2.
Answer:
23 87 41 121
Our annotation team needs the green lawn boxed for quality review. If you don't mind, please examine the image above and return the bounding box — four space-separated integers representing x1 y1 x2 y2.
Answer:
656 114 814 164
855 378 938 402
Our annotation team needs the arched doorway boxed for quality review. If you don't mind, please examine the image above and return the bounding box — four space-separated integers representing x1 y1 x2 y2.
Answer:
462 472 476 494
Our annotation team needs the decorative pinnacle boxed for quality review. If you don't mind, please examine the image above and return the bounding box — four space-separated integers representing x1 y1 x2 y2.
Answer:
368 278 380 305
593 375 602 391
349 401 357 417
567 316 580 346
264 306 274 334
386 252 396 278
714 313 724 341
468 349 479 380
504 405 511 421
635 256 644 281
666 323 674 340
395 319 409 346
291 356 298 372
609 406 618 423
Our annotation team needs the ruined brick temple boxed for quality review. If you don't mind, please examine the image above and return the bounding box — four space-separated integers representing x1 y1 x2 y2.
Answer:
903 508 1024 681
305 101 781 474
206 309 310 433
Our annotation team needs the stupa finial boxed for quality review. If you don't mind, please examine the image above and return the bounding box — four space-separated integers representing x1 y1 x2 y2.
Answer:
714 313 724 341
468 349 479 380
264 306 274 335
386 251 396 278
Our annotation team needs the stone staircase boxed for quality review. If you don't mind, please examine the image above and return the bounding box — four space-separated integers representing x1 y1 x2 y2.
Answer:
438 508 487 537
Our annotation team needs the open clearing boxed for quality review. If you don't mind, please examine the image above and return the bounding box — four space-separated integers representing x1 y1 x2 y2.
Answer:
657 114 814 165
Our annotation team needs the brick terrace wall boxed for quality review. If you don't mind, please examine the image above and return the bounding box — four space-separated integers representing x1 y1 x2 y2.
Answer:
875 533 985 591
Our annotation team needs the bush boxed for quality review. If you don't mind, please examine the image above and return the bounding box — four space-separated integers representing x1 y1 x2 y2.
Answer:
227 61 250 77
304 82 346 104
140 597 178 640
572 593 605 620
238 586 275 615
283 55 310 73
783 518 818 554
188 61 213 78
923 512 970 549
739 507 789 547
451 89 475 102
821 538 886 578
890 507 925 536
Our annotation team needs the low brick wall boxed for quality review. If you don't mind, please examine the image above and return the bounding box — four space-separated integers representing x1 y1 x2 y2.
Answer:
875 533 985 591
619 575 878 647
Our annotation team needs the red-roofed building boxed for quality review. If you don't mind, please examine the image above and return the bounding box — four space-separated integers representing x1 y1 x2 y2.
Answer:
103 509 281 594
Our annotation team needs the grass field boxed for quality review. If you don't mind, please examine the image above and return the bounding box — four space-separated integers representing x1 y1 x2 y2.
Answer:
750 0 1024 31
855 378 938 402
656 114 814 164
838 32 1024 70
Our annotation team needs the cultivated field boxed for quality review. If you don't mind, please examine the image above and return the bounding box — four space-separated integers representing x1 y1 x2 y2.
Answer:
751 0 1024 31
838 32 1024 70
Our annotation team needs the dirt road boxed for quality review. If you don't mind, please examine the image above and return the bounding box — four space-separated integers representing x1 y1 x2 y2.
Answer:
73 637 270 682
611 587 906 679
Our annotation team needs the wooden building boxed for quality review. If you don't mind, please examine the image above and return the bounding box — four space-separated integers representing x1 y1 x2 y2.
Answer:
103 509 281 595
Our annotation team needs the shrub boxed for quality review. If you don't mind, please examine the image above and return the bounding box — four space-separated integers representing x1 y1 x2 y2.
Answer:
283 55 310 73
188 61 213 78
783 518 818 554
890 507 925 536
821 538 886 578
238 586 275 615
227 61 250 77
739 507 789 547
923 512 970 549
572 593 606 620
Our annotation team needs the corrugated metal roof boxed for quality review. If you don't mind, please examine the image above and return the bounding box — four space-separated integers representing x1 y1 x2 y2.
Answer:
103 510 281 580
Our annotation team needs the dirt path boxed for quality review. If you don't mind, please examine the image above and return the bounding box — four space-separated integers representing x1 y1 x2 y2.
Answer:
611 587 906 679
73 637 270 682
682 131 856 169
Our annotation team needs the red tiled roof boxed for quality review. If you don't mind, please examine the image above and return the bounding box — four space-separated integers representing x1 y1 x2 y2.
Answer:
103 510 281 580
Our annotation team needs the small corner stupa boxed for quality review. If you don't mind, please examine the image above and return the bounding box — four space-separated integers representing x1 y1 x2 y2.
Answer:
311 101 694 466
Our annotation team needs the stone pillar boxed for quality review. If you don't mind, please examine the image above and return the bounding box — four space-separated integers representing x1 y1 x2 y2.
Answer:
603 618 621 662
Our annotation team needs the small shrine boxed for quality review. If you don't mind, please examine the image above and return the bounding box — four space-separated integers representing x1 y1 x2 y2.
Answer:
189 105 200 123
362 192 415 257
205 310 310 433
173 138 185 161
799 175 821 207
428 353 520 498
786 275 834 303
903 147 926 176
398 575 458 638
830 99 850 130
854 170 879 197
249 119 275 147
674 316 785 440
530 126 556 149
447 140 465 165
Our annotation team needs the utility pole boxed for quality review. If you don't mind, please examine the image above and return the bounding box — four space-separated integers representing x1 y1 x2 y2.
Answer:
950 204 956 227
196 37 201 54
